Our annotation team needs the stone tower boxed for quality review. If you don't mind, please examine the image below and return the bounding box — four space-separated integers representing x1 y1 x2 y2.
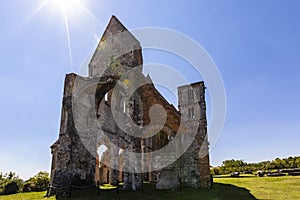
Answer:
177 82 211 188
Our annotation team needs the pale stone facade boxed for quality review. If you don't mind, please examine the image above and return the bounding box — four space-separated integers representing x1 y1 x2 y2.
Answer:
49 16 211 196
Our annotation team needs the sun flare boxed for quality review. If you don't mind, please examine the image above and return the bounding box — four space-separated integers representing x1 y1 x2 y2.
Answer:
25 0 102 71
52 0 80 12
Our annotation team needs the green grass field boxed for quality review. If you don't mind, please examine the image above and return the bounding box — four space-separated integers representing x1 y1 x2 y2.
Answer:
0 176 299 200
214 175 300 200
0 191 55 200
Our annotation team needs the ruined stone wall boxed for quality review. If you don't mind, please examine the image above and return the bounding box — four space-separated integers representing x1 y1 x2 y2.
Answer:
89 16 143 78
136 82 180 181
138 82 180 132
50 16 211 196
49 73 142 192
50 74 98 195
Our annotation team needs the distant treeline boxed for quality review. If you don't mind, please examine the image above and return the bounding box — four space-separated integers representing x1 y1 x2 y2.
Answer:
211 156 300 175
0 171 49 195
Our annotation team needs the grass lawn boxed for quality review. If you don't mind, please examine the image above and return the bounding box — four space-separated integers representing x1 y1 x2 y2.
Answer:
0 192 55 200
214 175 300 200
0 176 299 200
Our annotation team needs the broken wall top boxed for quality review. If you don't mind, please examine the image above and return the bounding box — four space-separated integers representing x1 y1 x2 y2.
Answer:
89 16 143 78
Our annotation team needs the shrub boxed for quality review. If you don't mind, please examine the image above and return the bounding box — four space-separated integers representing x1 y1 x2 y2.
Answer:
3 182 19 194
0 172 23 195
23 181 34 192
24 171 50 192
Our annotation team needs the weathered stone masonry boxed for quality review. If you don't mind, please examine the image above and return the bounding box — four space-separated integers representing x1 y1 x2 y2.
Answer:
50 16 211 195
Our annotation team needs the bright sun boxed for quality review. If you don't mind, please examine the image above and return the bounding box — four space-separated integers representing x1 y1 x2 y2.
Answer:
52 0 80 12
25 0 97 70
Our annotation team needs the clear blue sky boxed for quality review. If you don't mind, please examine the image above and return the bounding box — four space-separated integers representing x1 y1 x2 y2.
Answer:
0 0 299 180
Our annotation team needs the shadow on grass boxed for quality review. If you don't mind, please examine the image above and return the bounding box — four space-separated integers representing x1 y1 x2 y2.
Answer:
213 183 257 200
54 182 257 200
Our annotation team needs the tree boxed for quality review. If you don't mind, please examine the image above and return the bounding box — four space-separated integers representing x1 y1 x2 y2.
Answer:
212 156 300 175
296 157 300 168
23 171 50 192
220 159 247 173
0 171 23 195
210 167 221 175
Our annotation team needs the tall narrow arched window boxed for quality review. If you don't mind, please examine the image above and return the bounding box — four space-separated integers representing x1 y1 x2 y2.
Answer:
188 107 195 119
187 89 194 101
123 101 126 113
191 107 195 118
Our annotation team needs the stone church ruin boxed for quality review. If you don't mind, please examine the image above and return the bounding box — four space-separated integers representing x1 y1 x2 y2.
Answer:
49 16 211 195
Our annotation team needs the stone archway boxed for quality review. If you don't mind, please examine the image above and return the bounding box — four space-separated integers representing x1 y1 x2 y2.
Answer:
95 144 109 184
